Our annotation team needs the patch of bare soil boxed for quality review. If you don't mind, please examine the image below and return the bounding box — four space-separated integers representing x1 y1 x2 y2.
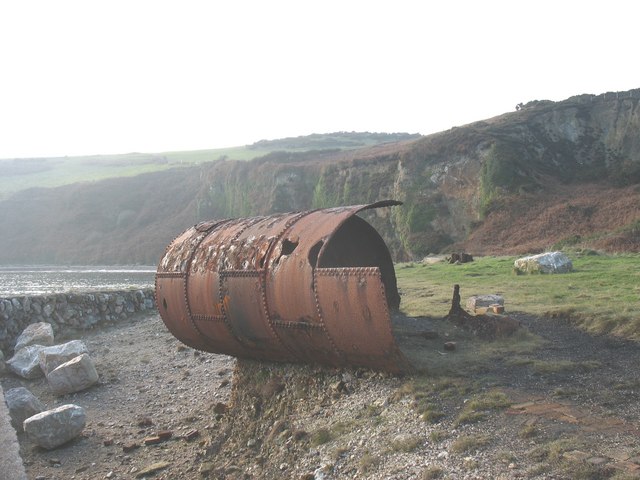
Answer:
3 311 640 479
460 182 640 255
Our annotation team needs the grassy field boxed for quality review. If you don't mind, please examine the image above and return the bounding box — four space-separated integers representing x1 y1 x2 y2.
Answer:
0 132 415 200
395 252 640 341
0 146 273 200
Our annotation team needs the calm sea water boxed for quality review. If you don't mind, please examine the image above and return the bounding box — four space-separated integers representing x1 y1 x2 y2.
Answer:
0 266 156 297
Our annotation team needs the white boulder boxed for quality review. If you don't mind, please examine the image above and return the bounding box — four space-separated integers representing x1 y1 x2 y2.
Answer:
46 353 99 396
4 387 45 432
6 345 47 379
514 251 573 274
14 322 54 352
23 404 86 449
38 340 89 375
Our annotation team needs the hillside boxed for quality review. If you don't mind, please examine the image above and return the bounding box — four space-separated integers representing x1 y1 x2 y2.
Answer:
0 91 639 265
0 133 418 201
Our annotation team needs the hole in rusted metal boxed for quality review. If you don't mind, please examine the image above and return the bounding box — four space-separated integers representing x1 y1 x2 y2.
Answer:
162 298 168 311
281 239 298 255
308 240 324 267
275 239 298 265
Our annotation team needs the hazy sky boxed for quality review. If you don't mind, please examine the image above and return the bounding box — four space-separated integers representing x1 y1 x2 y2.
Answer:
1 0 638 159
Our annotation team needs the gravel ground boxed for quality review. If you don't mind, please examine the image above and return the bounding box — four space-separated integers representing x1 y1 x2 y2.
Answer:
1 312 235 480
2 311 640 479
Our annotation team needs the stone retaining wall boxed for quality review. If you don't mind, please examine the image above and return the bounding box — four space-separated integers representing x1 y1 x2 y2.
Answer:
0 290 156 355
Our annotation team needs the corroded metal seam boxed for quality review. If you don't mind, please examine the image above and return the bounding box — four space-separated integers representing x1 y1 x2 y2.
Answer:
259 210 315 362
220 270 262 278
218 216 269 350
155 272 184 278
183 220 231 342
316 266 407 371
312 271 344 364
191 314 225 323
314 267 387 366
315 267 382 276
272 320 324 330
155 229 187 305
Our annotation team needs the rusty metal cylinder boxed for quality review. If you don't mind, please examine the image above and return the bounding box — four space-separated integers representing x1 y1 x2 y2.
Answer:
155 200 409 372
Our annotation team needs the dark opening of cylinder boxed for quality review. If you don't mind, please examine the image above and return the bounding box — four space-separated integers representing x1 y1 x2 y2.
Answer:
318 215 400 310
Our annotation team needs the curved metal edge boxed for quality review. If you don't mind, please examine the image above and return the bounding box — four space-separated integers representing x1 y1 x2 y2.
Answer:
314 267 412 373
355 199 403 211
316 199 402 261
184 219 233 347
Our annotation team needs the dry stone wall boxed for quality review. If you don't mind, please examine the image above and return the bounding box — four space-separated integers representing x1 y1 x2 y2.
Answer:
0 290 155 354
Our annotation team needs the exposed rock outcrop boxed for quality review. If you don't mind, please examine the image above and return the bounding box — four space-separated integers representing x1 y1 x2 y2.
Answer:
0 90 639 263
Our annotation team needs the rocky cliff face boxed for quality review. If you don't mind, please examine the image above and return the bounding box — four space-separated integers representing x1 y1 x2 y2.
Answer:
0 90 638 264
192 89 640 259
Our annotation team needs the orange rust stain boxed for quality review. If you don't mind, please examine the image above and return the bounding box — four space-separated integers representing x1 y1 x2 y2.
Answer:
212 295 231 316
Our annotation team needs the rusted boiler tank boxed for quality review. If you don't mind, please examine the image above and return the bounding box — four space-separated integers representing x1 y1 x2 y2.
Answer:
155 200 410 372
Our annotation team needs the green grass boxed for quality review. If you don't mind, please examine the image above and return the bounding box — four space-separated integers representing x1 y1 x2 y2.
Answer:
359 451 380 474
388 435 423 453
1 132 416 200
395 254 640 340
519 423 538 439
310 427 332 446
0 146 274 200
309 420 358 447
530 359 601 375
454 390 511 426
421 466 445 479
450 434 491 454
429 430 448 443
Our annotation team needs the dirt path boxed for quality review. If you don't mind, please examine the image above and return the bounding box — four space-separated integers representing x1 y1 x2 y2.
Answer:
2 312 639 479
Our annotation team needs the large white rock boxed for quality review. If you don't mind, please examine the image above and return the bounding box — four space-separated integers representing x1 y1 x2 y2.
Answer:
4 387 45 432
38 340 89 375
14 322 54 352
46 353 99 396
23 404 86 450
514 251 573 274
6 345 47 379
